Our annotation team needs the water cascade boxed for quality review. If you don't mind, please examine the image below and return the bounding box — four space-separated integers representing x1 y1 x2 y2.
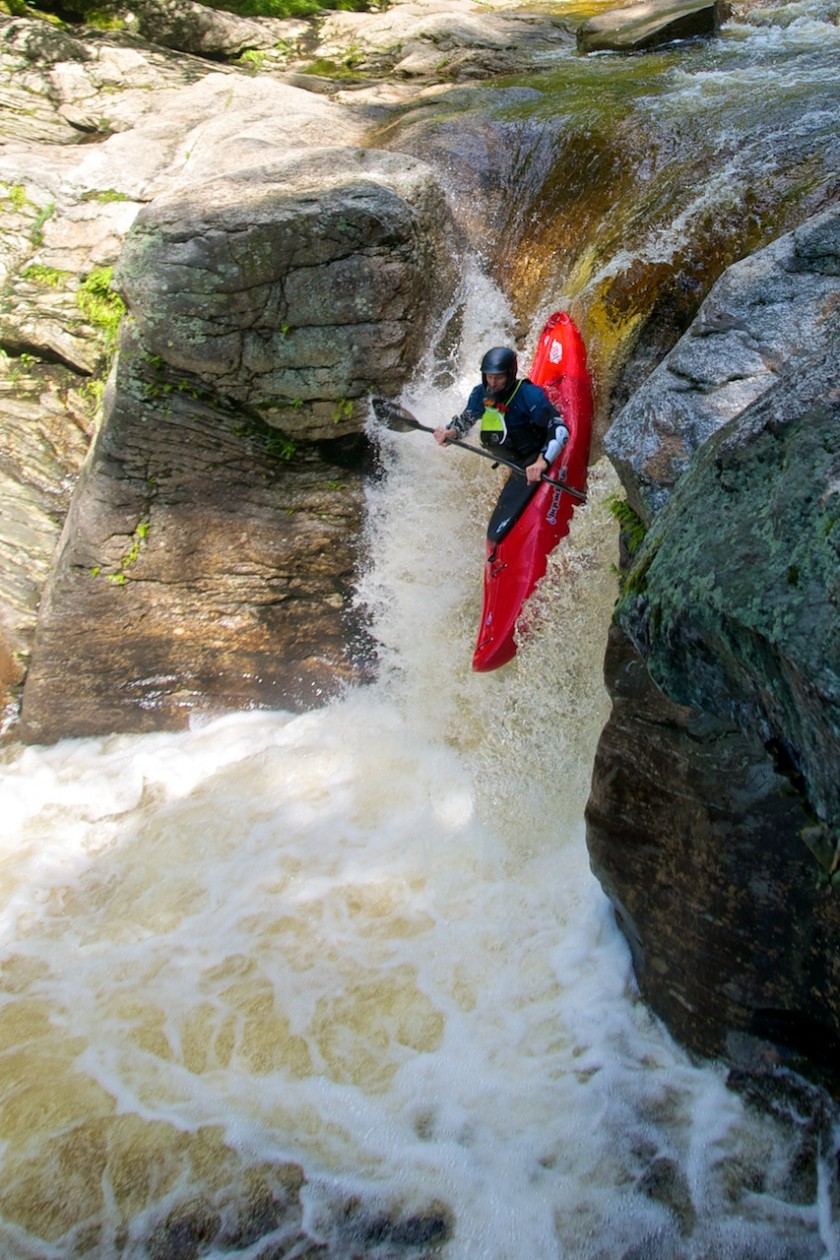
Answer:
2 1 839 1255
1 273 836 1258
382 0 839 407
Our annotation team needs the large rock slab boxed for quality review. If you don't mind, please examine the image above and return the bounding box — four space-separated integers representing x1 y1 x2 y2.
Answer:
315 0 573 80
18 139 460 740
577 0 728 54
113 146 459 440
588 277 840 1081
18 326 373 742
128 0 288 57
0 15 219 145
617 349 840 843
604 205 840 520
587 622 840 1080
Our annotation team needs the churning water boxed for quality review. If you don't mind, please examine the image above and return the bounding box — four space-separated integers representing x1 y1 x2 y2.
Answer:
3 0 840 1249
1 268 838 1260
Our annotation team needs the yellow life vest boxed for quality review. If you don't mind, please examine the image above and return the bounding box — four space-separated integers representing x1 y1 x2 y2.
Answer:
480 381 522 448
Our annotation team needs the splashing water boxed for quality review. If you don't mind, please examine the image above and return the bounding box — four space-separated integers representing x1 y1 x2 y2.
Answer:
0 277 837 1260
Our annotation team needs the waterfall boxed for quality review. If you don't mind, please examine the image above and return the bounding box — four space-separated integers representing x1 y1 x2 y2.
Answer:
3 0 840 1252
2 260 837 1258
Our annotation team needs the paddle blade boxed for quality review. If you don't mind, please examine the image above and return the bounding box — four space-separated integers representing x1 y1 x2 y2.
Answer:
371 396 423 433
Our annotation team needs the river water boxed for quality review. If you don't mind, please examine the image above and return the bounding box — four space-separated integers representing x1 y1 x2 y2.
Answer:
2 2 840 1257
2 272 837 1259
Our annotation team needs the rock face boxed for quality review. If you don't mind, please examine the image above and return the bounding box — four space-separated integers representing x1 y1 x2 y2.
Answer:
19 327 373 741
18 141 459 740
576 0 728 54
587 208 840 1084
0 15 461 741
315 2 573 80
604 207 840 520
0 0 577 736
128 0 288 57
114 147 456 441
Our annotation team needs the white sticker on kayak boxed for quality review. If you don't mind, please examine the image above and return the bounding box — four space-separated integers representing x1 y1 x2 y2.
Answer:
549 340 563 364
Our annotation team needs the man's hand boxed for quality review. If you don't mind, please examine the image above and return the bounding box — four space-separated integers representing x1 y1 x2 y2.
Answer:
526 454 549 483
434 426 457 446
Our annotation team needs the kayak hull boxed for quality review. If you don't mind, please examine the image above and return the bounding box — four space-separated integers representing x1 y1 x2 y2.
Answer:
472 311 593 673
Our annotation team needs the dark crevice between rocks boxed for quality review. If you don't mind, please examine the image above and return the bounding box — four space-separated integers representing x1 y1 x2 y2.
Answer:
0 338 93 376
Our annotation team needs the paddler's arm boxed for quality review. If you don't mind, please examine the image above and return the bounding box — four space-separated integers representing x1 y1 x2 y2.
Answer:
526 413 570 481
525 454 550 483
434 407 479 446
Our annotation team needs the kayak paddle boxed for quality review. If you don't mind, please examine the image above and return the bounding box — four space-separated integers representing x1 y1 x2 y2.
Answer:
371 397 587 503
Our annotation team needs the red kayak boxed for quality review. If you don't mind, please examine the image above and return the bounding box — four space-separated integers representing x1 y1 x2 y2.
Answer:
472 311 593 672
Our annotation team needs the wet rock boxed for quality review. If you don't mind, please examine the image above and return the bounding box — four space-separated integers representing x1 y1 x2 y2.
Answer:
256 1243 329 1260
148 1196 222 1260
586 621 840 1072
589 208 840 1079
636 1155 697 1235
219 1163 305 1250
128 0 288 58
113 145 460 441
577 0 728 55
604 204 840 521
726 1066 839 1204
315 1 573 81
332 1196 455 1255
619 348 840 839
588 316 840 1078
17 327 376 742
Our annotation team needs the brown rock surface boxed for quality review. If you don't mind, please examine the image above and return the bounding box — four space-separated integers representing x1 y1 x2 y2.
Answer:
577 0 728 54
587 625 840 1084
19 326 374 741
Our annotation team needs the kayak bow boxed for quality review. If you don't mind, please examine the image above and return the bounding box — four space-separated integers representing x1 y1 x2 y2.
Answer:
472 311 593 673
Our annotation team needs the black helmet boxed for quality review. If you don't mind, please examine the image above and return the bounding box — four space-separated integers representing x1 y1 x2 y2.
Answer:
481 346 518 400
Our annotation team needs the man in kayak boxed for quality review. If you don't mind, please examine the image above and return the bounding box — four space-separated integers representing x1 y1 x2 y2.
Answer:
433 345 569 483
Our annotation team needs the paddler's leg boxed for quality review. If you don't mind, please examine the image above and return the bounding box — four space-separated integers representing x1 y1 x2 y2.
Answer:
486 465 540 545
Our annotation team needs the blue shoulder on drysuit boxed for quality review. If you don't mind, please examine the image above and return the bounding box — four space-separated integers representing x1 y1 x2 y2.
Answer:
470 380 570 546
462 379 567 464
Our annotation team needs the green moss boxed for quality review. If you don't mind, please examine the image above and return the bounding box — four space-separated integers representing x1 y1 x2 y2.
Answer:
30 201 55 247
302 55 367 79
76 267 126 348
3 184 57 246
620 551 654 599
91 516 150 585
79 189 132 203
332 398 354 425
84 6 128 28
81 376 105 411
22 263 71 288
233 410 298 461
237 48 268 69
6 183 27 212
137 353 211 405
0 349 38 383
269 432 296 460
208 0 382 15
606 492 647 554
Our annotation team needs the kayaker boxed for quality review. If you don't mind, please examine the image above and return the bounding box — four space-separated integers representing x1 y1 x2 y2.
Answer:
433 346 569 483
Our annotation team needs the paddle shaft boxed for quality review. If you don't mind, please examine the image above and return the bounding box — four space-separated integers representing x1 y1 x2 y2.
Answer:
401 414 587 503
